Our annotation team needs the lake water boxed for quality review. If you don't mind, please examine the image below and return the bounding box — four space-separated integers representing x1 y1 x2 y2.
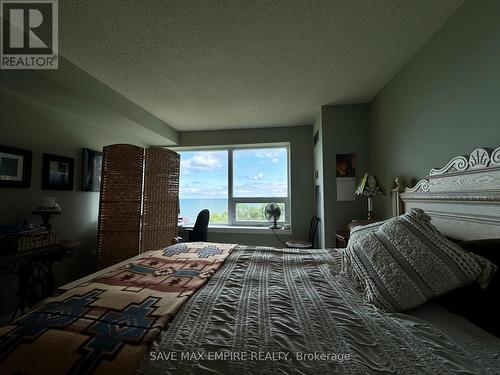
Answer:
179 199 228 224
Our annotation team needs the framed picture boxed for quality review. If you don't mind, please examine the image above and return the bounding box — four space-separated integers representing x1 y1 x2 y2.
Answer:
42 154 74 190
336 153 356 177
81 148 103 192
0 145 32 188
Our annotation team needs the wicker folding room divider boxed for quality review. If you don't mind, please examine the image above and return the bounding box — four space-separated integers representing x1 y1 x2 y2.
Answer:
97 144 180 269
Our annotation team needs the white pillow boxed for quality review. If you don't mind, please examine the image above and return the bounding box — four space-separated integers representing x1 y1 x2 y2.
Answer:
341 209 497 312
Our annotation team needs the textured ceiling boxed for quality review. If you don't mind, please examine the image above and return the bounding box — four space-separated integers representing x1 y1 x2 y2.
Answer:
59 0 463 131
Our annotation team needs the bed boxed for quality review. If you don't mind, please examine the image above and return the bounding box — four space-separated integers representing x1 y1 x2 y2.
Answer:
1 146 499 374
138 245 499 375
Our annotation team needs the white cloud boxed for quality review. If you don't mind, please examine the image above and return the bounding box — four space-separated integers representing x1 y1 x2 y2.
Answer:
180 186 201 194
248 173 264 180
235 148 285 161
180 183 228 199
181 152 222 172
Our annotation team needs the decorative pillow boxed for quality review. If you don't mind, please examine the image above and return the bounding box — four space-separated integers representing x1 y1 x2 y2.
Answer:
348 219 387 241
341 208 497 312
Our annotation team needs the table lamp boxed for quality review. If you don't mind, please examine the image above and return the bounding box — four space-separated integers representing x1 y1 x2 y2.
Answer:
32 197 62 231
355 174 385 220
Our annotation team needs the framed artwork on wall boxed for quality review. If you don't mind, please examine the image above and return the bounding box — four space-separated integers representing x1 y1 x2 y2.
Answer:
42 153 74 190
81 148 103 192
336 153 356 178
0 145 32 188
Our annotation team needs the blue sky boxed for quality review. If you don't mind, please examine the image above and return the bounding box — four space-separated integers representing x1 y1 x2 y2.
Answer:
179 148 288 199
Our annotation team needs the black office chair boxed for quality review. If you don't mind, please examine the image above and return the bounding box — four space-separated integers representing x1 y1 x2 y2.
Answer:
188 209 210 242
285 216 320 249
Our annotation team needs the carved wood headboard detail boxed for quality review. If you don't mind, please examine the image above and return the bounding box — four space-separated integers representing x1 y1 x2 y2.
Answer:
401 147 500 240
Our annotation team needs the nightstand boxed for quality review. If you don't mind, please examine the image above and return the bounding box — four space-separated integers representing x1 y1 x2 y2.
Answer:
334 230 350 248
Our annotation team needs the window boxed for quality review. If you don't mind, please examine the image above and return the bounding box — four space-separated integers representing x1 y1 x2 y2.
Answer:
178 150 228 224
178 144 290 226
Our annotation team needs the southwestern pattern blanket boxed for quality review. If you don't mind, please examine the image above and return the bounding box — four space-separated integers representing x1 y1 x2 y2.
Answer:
0 242 236 374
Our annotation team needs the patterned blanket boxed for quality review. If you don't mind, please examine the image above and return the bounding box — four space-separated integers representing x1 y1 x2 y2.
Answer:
0 242 236 374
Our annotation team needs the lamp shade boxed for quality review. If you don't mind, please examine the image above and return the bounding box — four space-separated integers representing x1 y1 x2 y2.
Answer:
355 174 386 197
33 197 62 213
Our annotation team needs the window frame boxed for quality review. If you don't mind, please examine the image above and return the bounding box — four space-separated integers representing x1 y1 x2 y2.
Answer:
173 142 291 227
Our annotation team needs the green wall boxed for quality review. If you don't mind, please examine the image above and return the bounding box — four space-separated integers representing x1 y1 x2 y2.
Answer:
317 104 370 247
370 0 500 217
179 126 315 247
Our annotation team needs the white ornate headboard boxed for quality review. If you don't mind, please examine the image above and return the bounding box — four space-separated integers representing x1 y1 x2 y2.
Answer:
401 147 500 240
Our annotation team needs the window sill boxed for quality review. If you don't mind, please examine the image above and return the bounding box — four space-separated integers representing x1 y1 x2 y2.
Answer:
182 225 292 235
